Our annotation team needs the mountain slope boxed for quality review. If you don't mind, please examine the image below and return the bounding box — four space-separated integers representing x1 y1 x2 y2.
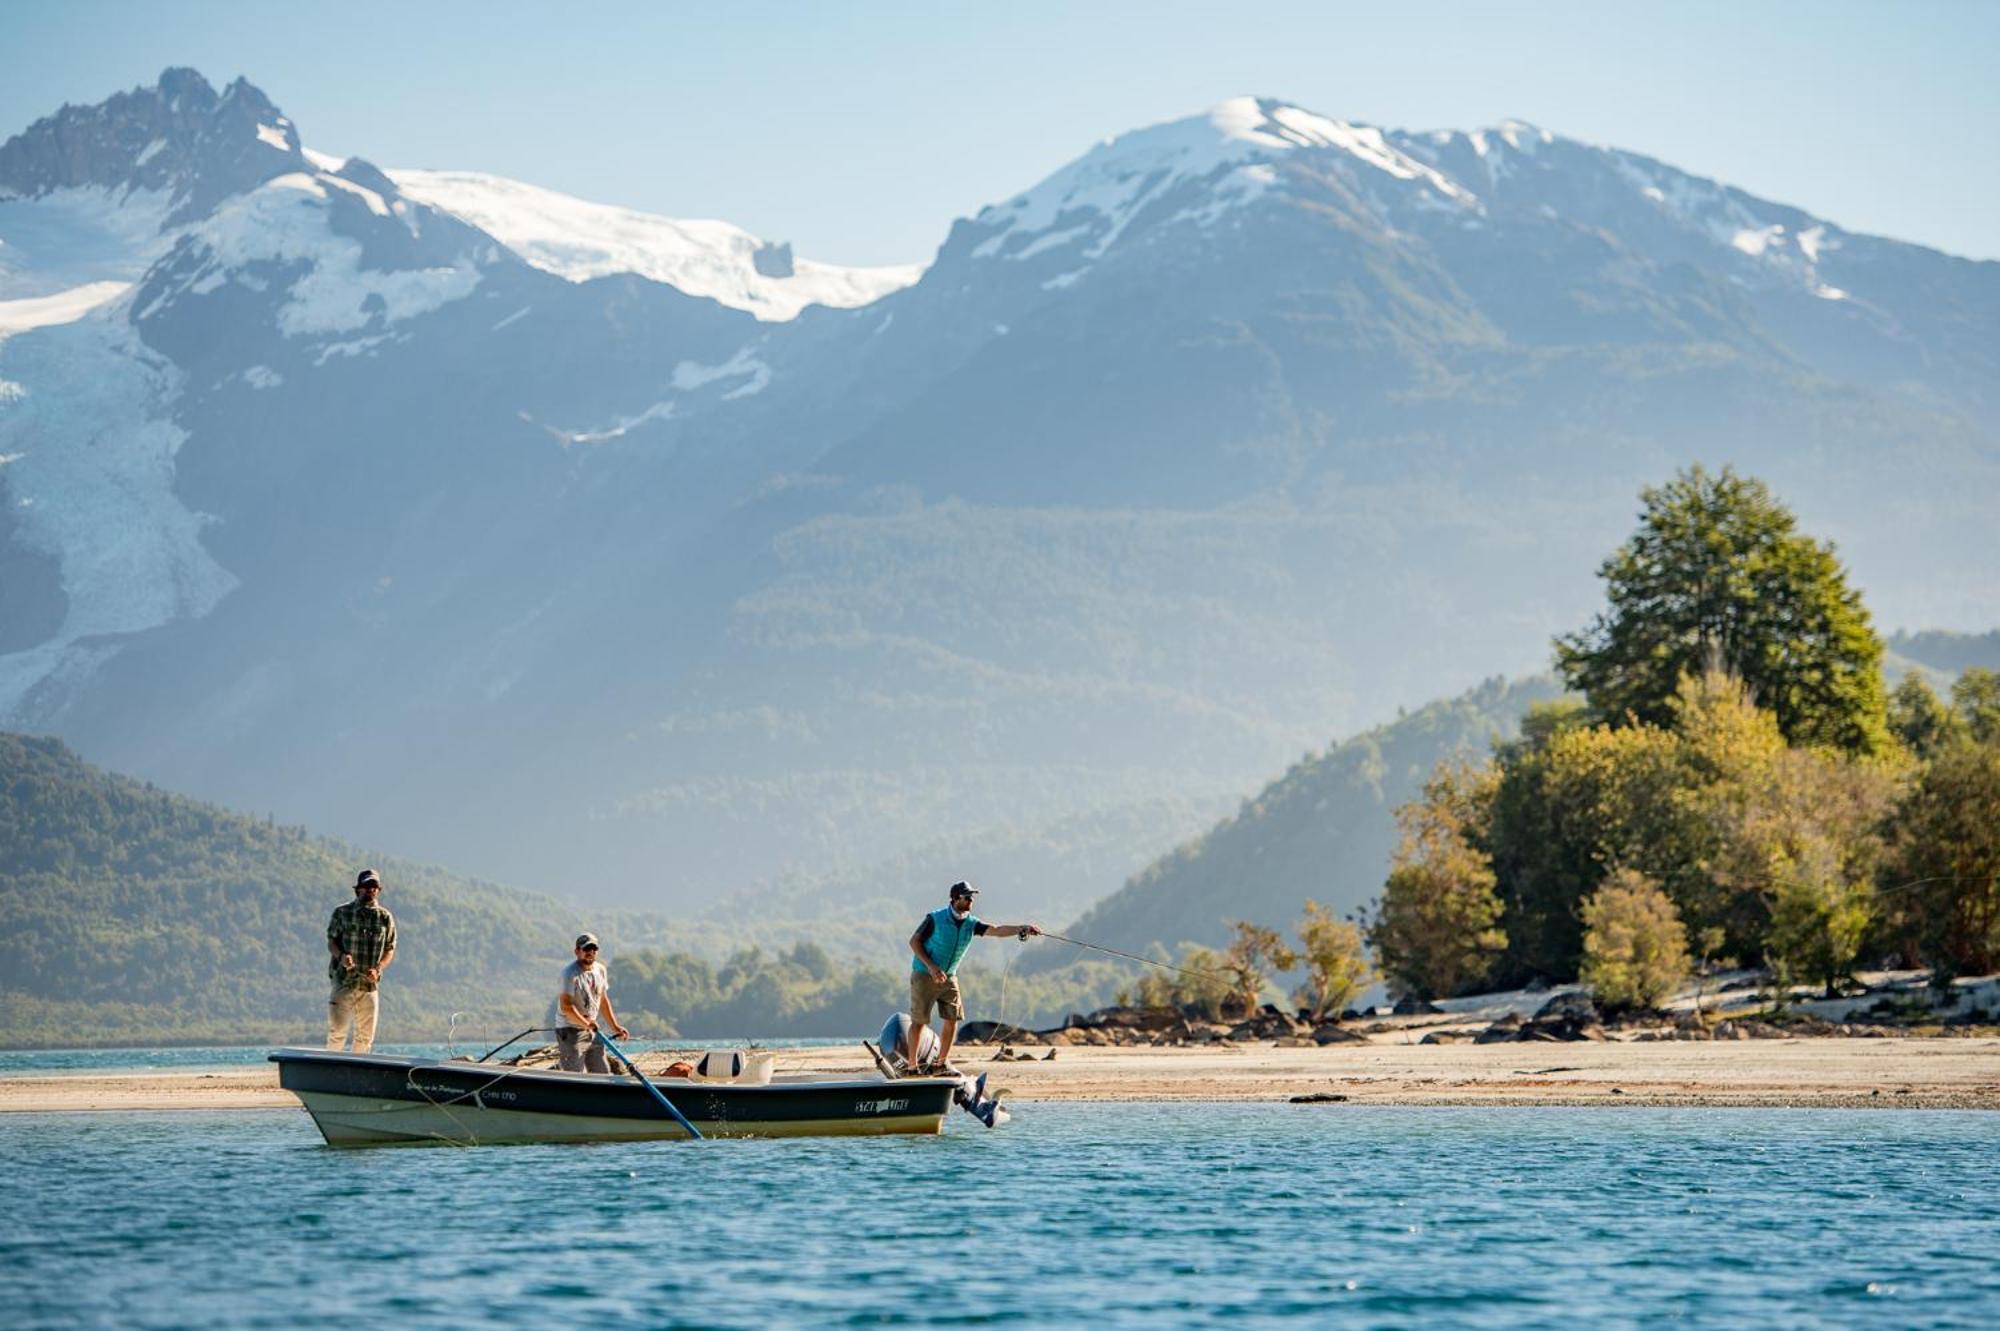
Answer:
1043 675 1564 966
0 731 675 1047
2 76 1995 928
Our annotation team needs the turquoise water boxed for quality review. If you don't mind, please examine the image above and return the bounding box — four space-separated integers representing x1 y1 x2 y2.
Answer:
3 1104 1997 1328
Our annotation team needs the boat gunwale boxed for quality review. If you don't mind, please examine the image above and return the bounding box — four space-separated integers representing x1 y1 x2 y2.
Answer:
267 1047 963 1095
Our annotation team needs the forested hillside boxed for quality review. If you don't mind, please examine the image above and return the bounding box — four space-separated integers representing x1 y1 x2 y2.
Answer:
1049 675 1566 965
0 733 1111 1046
0 733 673 1047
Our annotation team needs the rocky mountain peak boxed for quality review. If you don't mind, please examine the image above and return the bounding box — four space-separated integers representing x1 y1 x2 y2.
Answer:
0 66 307 225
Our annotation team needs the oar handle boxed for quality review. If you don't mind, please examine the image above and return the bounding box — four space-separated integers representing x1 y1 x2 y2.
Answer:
595 1029 703 1141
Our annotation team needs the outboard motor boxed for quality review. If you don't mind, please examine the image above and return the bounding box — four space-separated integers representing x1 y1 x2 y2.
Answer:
876 1012 939 1075
874 1012 1009 1128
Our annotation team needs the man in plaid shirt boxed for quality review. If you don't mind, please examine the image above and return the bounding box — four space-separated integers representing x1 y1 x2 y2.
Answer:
326 868 397 1051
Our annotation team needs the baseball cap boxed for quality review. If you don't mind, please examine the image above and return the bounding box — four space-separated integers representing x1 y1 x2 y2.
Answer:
355 869 381 888
575 933 600 950
949 880 979 898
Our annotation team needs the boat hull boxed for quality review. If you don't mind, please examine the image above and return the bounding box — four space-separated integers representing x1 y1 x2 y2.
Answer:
269 1050 957 1146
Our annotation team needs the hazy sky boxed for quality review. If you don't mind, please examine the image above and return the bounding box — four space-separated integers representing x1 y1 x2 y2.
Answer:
5 0 1996 267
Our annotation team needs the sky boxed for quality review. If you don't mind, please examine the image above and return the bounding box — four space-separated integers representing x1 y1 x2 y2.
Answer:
3 0 1996 268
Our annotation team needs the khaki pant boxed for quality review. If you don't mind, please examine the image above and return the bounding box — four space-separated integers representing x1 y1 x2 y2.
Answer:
327 983 379 1051
910 971 964 1024
556 1026 611 1074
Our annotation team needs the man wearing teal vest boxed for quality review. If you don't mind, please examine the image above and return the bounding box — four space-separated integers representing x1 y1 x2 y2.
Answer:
904 880 1040 1073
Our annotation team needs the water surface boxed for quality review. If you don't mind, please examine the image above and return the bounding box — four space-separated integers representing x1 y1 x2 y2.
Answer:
3 1104 1996 1328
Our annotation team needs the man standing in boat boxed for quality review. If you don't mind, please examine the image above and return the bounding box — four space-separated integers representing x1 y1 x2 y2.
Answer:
326 868 397 1052
555 933 630 1074
904 881 1040 1073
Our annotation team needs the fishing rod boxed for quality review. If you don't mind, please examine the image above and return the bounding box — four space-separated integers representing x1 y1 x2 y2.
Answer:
1036 930 1233 980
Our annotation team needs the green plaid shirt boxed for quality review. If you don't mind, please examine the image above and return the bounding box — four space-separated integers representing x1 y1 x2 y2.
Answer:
327 900 397 990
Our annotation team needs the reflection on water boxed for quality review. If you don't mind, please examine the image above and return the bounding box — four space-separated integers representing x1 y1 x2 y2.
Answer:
2 1104 1997 1328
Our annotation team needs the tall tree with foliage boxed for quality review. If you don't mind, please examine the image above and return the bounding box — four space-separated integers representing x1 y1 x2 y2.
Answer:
1369 763 1507 999
1888 673 1960 758
1221 921 1298 1016
1892 739 2000 979
1555 466 1888 754
1952 668 2000 744
1293 902 1374 1021
1579 868 1690 1011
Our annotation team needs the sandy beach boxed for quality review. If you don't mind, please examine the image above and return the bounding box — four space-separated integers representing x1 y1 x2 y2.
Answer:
5 1037 1998 1113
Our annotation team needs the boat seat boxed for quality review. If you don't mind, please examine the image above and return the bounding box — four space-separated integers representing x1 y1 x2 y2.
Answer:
692 1049 775 1085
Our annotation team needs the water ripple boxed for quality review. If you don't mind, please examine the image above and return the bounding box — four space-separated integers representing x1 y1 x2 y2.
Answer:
1 1106 1997 1328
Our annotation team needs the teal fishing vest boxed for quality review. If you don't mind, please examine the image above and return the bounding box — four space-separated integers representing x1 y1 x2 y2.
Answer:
912 907 981 976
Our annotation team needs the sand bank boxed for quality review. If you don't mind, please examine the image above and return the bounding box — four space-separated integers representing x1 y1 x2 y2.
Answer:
3 1037 1997 1113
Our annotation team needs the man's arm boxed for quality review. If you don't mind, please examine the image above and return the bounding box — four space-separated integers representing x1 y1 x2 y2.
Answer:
597 993 630 1040
909 919 944 979
977 922 1041 940
909 930 944 979
327 916 352 971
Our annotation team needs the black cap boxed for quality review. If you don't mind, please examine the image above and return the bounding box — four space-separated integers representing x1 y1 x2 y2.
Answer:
949 880 979 899
355 869 381 888
575 933 600 950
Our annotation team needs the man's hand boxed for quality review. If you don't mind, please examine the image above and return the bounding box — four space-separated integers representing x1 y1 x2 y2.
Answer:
1018 925 1041 940
928 963 946 981
363 966 381 983
612 1024 631 1041
339 952 355 971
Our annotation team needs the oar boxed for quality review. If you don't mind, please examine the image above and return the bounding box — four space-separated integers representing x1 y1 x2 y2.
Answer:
595 1030 703 1141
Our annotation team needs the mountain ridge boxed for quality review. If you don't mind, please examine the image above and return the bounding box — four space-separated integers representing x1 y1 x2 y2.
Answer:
2 69 1995 926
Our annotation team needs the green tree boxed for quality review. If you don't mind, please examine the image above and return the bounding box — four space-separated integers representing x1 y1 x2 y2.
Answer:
1135 944 1233 1017
1892 739 2000 978
1293 902 1374 1021
1369 763 1506 999
1730 746 1903 997
1579 867 1690 1011
1555 466 1888 753
1222 921 1298 1016
1952 667 2000 744
1888 673 1960 758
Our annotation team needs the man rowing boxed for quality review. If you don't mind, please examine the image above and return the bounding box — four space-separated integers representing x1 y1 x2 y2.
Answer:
904 880 1040 1074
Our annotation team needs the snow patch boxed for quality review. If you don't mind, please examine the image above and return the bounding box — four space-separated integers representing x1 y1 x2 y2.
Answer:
176 174 481 337
0 281 131 336
672 345 771 398
134 138 167 167
0 315 237 717
301 146 348 172
970 95 1475 268
317 172 391 217
1730 224 1784 257
256 123 291 152
387 169 921 321
0 186 176 299
552 399 677 447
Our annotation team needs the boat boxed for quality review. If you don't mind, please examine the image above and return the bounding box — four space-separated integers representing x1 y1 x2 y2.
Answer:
268 1047 963 1146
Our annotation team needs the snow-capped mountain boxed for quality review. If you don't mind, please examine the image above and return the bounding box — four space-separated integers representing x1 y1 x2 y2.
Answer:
387 168 922 321
2 73 1995 932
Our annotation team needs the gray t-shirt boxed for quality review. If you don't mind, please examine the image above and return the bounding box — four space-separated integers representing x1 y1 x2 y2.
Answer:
553 959 608 1030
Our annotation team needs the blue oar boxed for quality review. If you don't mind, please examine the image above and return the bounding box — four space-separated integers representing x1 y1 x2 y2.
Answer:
595 1029 702 1141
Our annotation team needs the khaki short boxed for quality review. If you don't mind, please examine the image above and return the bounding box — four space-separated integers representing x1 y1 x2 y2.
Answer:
910 971 964 1023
